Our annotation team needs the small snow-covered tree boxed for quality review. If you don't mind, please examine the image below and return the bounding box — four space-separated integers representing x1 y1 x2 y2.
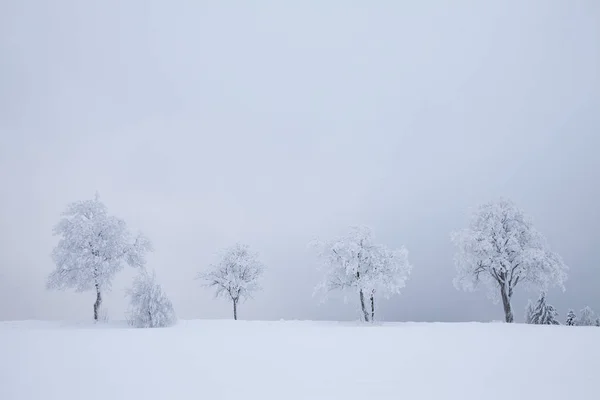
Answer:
525 300 535 324
577 306 596 326
595 317 600 327
312 226 412 322
525 292 559 325
98 306 109 323
543 304 560 325
565 309 577 326
127 269 177 328
47 194 152 321
451 198 568 323
197 243 265 320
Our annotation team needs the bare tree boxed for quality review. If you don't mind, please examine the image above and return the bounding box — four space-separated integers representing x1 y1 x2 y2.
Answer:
451 198 567 323
197 243 265 320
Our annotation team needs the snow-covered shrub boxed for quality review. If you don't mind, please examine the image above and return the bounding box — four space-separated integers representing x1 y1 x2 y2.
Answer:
127 270 176 328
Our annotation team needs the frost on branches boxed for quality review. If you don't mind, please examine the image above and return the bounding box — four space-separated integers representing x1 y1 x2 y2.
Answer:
451 198 567 323
197 243 265 320
525 292 559 325
127 269 177 328
577 306 596 326
47 194 152 321
312 226 412 322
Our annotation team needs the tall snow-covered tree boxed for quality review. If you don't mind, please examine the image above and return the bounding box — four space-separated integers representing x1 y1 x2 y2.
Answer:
577 306 596 326
525 292 559 325
197 243 265 320
565 309 577 326
47 194 152 321
451 198 568 323
312 226 412 322
126 269 177 328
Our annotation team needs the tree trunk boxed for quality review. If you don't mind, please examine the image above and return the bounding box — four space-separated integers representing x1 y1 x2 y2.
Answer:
370 292 375 322
93 283 102 322
359 289 369 322
233 298 238 320
500 284 513 323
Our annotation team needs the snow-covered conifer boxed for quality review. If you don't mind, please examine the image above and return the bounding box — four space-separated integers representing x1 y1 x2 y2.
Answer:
451 198 568 323
312 226 412 322
525 292 559 325
525 300 535 324
127 269 177 328
565 309 577 326
595 317 600 327
197 243 265 320
577 306 596 326
47 194 152 321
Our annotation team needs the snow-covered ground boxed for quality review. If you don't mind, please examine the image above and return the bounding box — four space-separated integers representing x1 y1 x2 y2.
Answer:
1 320 598 400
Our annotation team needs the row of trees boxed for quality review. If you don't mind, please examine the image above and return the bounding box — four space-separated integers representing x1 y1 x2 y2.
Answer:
524 292 599 326
564 306 599 326
47 194 587 327
313 197 571 324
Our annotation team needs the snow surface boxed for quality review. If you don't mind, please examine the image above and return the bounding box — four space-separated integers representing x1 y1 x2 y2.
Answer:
1 320 598 400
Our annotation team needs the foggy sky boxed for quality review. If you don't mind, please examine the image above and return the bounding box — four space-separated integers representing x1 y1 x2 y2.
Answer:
1 1 599 323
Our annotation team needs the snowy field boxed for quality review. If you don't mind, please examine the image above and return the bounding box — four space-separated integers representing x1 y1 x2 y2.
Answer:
1 320 599 400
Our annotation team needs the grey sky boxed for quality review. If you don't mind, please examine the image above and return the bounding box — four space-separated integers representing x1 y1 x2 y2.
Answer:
1 1 598 323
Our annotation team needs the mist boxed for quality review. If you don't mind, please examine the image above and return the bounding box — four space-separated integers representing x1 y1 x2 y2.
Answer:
1 1 598 323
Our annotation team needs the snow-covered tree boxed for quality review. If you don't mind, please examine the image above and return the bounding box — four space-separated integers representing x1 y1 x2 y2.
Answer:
577 306 596 326
525 292 559 325
197 243 265 320
565 309 577 326
312 226 412 322
595 317 600 327
451 198 568 323
126 269 177 328
47 194 152 321
525 300 535 324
